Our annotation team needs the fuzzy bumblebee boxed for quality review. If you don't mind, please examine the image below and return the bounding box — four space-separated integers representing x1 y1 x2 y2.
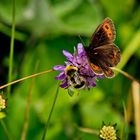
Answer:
64 65 86 89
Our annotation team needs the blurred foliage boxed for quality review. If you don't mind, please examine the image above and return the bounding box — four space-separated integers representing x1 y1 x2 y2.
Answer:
0 0 140 140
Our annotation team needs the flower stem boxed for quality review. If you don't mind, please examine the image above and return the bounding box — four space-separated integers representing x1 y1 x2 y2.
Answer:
0 69 54 90
42 85 59 140
7 0 16 95
77 126 99 136
111 67 140 84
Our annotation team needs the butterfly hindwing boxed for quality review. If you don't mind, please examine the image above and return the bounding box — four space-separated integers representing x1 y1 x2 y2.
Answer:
92 44 120 67
89 44 120 78
90 63 103 75
100 65 115 78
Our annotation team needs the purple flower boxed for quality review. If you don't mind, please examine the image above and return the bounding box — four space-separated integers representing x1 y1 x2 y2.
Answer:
53 43 103 90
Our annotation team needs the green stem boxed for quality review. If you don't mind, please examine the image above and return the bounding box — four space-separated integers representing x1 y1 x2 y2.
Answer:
0 120 12 140
122 102 129 140
117 29 140 70
7 0 16 94
42 85 59 140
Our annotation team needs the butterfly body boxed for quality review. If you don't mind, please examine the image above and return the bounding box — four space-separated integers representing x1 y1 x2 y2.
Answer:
85 18 121 78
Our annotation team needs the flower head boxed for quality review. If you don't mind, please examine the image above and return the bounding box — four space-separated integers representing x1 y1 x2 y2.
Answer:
99 124 118 140
53 43 103 90
0 95 6 111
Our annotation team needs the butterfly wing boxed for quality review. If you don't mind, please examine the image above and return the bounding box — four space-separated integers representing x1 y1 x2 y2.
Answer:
91 44 121 77
86 18 120 77
89 63 103 75
89 18 116 48
93 44 121 67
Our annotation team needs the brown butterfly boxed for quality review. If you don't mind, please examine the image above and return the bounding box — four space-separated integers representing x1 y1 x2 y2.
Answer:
85 17 121 78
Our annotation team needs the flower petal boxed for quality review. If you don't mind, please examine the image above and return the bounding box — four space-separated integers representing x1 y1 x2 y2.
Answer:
60 80 69 88
91 82 96 87
53 65 66 71
63 50 73 61
55 72 66 80
98 75 104 79
65 61 71 65
77 43 85 56
53 43 104 90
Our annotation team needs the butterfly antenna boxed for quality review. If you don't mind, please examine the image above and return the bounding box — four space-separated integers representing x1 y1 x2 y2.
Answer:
78 35 86 46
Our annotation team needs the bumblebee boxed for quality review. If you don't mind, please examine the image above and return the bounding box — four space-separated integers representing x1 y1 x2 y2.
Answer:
65 65 86 90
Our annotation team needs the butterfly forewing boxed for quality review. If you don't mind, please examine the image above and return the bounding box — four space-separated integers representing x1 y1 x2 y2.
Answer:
89 18 116 49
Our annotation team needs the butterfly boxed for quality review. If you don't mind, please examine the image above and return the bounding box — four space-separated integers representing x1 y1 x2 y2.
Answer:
85 17 121 78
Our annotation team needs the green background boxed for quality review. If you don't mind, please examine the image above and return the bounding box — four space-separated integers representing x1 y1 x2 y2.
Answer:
0 0 140 139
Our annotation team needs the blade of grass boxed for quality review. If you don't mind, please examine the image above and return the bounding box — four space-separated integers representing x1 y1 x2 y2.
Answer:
7 0 16 95
121 101 129 140
121 91 133 139
20 62 39 140
0 120 13 140
42 84 59 140
0 22 26 41
132 82 140 140
117 29 140 70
